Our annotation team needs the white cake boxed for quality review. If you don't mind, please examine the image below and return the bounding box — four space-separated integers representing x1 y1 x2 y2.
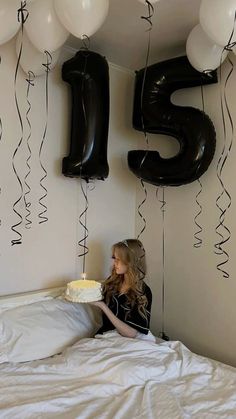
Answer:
65 279 103 303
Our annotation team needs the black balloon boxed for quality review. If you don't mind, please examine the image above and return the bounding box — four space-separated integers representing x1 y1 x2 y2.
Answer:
62 50 109 180
129 56 218 186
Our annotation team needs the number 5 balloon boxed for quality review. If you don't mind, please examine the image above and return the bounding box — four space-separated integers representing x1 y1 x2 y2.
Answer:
129 56 218 186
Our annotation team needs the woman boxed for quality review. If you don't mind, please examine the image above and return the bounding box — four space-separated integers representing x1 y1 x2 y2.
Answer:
92 239 154 340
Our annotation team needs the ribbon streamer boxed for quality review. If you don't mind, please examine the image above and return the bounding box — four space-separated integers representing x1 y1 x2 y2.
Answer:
24 71 35 229
193 179 203 248
214 12 235 278
214 55 234 278
137 179 147 241
11 1 29 246
156 187 169 341
136 1 156 240
0 114 2 143
192 84 205 249
0 56 1 139
77 40 90 272
38 51 52 224
0 57 2 231
140 0 155 158
136 1 159 308
141 0 154 28
78 180 89 273
81 34 90 51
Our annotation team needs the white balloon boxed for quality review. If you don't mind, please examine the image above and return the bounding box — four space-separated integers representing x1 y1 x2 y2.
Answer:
54 0 109 39
16 31 60 76
186 24 228 72
200 0 236 47
0 0 21 46
24 0 69 52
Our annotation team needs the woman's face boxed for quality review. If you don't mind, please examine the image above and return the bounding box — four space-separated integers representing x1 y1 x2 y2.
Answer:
112 249 128 275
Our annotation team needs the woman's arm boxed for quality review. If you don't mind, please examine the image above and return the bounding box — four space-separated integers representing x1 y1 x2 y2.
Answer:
91 301 137 338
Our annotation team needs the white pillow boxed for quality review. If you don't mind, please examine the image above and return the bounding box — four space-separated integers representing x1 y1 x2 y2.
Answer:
0 299 102 363
0 295 54 315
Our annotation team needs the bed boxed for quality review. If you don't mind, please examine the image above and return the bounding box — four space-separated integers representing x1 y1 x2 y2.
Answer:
0 287 236 419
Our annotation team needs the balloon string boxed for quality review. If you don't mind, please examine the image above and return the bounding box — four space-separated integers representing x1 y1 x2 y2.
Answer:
137 179 147 241
24 71 35 229
214 55 228 255
214 54 234 278
17 1 28 25
38 51 52 225
78 180 89 274
77 51 90 273
136 1 156 241
0 113 2 144
137 242 146 282
140 0 155 160
136 184 147 281
141 0 154 28
81 35 90 51
0 56 2 232
193 179 203 248
200 83 205 110
156 187 169 341
224 10 236 52
11 2 29 246
81 54 89 130
193 84 205 249
213 13 236 276
0 56 2 145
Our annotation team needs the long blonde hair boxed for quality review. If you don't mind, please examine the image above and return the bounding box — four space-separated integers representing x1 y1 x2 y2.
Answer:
103 239 148 319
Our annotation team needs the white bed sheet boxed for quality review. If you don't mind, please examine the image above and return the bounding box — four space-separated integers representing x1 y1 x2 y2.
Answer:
0 335 235 419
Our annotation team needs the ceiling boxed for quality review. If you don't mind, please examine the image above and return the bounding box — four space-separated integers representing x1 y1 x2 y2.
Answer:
67 0 202 71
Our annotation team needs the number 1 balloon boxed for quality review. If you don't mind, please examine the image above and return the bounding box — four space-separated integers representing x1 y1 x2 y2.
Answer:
62 50 110 181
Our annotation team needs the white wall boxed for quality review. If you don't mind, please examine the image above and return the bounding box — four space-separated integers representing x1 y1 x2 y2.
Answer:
2 34 236 368
0 39 137 295
135 53 236 367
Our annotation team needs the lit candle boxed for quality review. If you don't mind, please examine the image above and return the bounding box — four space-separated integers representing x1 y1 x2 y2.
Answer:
81 273 87 280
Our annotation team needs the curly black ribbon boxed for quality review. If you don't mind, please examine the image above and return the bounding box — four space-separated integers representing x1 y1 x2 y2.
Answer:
81 34 90 51
136 1 156 240
11 1 29 246
0 55 2 231
214 55 234 278
38 51 52 225
193 179 203 248
141 0 154 28
0 114 2 143
192 84 205 249
0 114 2 144
24 71 35 229
156 187 169 341
77 41 91 273
223 10 236 52
214 13 236 278
137 180 147 242
78 180 89 274
140 0 155 158
136 1 162 315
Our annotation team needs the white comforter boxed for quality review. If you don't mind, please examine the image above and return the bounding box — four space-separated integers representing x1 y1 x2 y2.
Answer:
0 335 236 419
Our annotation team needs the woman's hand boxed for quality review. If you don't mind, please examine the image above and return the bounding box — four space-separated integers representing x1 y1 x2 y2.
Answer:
89 300 106 310
88 300 137 338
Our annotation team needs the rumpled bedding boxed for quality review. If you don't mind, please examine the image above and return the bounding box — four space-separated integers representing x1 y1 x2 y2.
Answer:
0 334 235 419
